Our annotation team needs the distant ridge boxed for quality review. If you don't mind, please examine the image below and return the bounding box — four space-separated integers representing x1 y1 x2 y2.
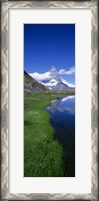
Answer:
24 70 47 92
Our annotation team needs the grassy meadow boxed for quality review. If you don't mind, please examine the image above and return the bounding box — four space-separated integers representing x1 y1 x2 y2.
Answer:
24 91 75 177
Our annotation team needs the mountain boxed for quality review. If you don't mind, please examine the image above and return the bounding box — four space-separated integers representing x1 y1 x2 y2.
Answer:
32 66 75 91
60 77 75 88
24 70 47 92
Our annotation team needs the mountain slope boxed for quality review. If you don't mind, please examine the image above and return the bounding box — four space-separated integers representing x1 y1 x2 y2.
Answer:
60 77 75 88
24 71 47 92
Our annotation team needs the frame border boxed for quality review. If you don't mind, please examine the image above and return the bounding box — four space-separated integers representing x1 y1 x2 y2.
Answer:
1 1 98 200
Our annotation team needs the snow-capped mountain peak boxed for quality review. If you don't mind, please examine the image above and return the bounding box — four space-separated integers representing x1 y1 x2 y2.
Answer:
29 66 75 91
50 65 57 73
49 65 61 84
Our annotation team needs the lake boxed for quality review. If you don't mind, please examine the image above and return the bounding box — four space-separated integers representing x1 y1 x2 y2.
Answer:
46 95 75 177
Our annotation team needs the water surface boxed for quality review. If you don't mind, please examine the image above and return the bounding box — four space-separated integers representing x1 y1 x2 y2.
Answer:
46 95 75 176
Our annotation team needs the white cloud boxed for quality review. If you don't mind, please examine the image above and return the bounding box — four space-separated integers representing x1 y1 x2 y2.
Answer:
58 67 75 75
29 71 51 81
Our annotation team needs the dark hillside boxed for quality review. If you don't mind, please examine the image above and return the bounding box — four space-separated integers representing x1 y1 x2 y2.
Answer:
24 71 47 92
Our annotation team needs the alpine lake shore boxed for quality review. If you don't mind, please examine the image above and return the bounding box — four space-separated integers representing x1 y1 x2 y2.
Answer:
24 90 75 177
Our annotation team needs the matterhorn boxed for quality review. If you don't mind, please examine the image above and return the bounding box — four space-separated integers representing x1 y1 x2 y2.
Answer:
41 65 75 91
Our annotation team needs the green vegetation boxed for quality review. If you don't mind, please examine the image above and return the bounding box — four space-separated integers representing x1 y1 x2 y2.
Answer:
24 91 75 177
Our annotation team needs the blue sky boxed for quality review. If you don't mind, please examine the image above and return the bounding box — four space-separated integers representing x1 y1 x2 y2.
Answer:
24 24 75 84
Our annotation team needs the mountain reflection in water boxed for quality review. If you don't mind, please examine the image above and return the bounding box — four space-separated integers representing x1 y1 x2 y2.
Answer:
46 95 75 177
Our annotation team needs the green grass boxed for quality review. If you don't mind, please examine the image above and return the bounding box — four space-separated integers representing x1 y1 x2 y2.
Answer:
24 91 75 177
